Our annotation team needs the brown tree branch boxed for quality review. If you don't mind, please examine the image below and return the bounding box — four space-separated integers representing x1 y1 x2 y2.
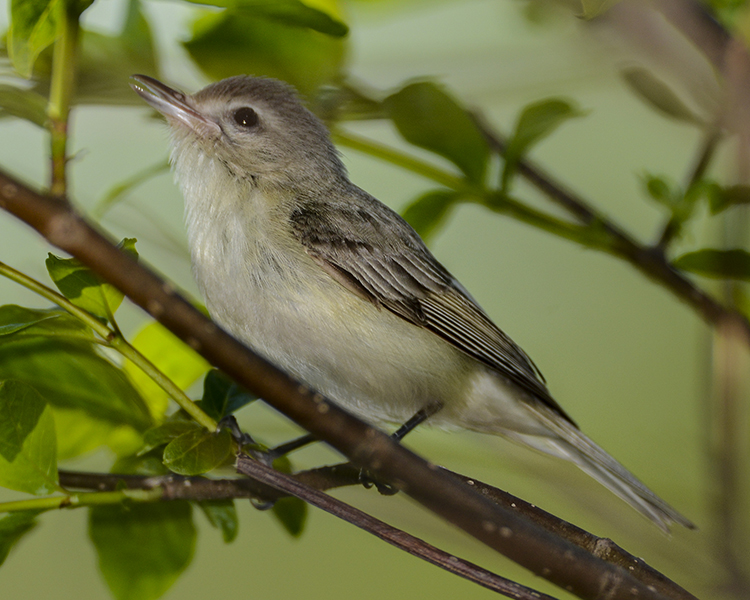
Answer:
58 469 555 600
0 169 686 600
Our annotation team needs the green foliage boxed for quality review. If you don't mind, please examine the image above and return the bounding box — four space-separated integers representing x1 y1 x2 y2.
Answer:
384 82 490 184
89 501 196 600
200 369 257 421
183 7 346 97
46 238 138 323
502 98 584 191
198 499 238 543
162 427 232 476
0 511 40 566
0 381 59 495
621 67 704 125
8 0 61 78
673 249 750 280
402 189 461 242
123 321 210 420
271 496 308 538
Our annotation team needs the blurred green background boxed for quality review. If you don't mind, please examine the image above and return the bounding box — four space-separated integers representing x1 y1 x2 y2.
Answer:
0 0 739 599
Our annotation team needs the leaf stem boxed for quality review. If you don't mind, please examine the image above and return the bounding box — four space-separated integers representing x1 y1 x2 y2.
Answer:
0 488 163 514
47 2 80 200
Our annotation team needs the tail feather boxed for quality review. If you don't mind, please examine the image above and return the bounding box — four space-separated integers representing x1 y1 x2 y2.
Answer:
507 403 694 532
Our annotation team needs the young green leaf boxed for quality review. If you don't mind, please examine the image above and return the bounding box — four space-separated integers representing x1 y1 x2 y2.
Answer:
198 499 239 543
384 82 490 184
46 239 138 322
180 0 348 37
200 369 257 421
0 511 40 567
52 406 141 461
89 501 195 600
162 428 232 476
124 321 211 421
184 10 345 97
7 0 58 78
503 98 584 191
0 337 152 430
0 381 59 495
642 174 678 209
673 249 750 280
621 67 703 125
401 190 460 242
271 496 308 537
139 420 203 456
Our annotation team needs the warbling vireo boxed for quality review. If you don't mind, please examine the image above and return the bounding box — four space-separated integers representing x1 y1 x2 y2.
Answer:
130 74 692 531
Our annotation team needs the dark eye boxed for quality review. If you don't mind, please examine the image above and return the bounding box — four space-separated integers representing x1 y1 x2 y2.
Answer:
233 107 258 128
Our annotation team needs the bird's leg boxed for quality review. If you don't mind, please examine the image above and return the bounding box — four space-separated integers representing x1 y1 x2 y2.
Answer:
265 433 317 462
361 401 443 494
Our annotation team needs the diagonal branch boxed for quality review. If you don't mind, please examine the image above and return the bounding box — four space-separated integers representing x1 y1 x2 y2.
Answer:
0 168 686 600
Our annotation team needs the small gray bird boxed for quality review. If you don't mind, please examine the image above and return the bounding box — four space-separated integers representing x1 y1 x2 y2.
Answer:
130 74 693 531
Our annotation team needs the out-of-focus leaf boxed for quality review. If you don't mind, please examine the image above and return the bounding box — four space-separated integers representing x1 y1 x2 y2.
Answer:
621 67 703 125
52 407 141 460
7 0 58 78
0 511 40 566
401 190 460 242
46 239 138 322
708 184 750 214
503 98 584 190
139 420 202 456
0 337 152 430
0 381 58 495
124 321 211 421
200 369 257 421
271 496 307 537
673 249 750 280
384 82 489 184
180 0 348 37
162 428 232 476
0 85 48 126
642 174 677 208
198 499 238 543
113 450 171 477
184 10 345 97
89 501 195 600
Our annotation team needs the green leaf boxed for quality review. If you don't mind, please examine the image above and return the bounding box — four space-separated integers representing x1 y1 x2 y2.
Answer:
89 501 195 600
124 321 211 421
401 190 460 242
112 451 171 477
673 249 750 280
198 499 238 543
503 98 584 190
46 239 138 323
621 67 703 125
708 184 750 214
384 82 490 184
162 428 232 476
0 511 40 566
0 85 48 126
200 369 257 421
0 305 95 342
139 420 202 456
8 0 58 78
642 174 677 208
180 0 348 37
52 407 142 461
184 9 345 97
0 337 152 430
0 381 58 495
271 496 308 537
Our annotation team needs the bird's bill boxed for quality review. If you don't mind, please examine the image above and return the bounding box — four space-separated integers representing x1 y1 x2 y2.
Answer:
129 74 221 136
